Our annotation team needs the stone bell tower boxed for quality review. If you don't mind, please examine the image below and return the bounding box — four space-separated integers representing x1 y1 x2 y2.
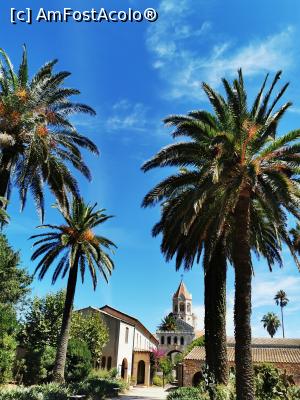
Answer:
172 280 196 328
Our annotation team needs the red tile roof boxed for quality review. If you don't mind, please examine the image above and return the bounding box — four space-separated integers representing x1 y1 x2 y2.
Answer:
173 281 192 300
185 346 300 364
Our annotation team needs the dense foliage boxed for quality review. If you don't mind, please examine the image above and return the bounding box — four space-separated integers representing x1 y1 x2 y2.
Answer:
0 235 31 384
17 290 108 385
0 377 126 400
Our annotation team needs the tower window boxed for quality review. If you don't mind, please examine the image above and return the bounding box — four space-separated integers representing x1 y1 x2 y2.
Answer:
167 336 171 345
180 337 184 346
161 336 165 345
174 336 178 345
187 303 191 313
180 303 185 312
174 305 178 313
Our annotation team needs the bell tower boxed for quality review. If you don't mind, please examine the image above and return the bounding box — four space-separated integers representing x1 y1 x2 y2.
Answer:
172 280 196 328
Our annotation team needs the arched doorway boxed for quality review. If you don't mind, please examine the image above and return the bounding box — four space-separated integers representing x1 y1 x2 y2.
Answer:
167 350 182 380
121 358 128 380
137 360 145 384
192 371 202 387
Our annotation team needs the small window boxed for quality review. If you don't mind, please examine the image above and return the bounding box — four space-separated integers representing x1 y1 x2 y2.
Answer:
167 336 171 345
187 303 191 313
174 336 178 345
180 303 185 312
101 356 106 369
161 336 165 345
107 356 112 370
180 337 184 346
125 327 129 344
174 305 178 313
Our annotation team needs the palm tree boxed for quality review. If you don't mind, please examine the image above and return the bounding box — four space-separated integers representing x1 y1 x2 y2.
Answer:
30 198 116 382
142 70 300 400
159 313 177 331
261 312 281 338
0 47 98 219
274 290 289 338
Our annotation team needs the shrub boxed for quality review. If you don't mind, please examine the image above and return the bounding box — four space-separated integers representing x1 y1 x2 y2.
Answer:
65 338 92 383
89 367 118 380
22 346 56 385
166 387 204 400
0 383 70 400
254 363 295 400
75 377 125 399
153 375 163 386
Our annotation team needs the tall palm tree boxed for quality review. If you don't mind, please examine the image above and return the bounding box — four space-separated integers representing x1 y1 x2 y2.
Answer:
274 290 289 338
261 312 281 338
142 70 300 400
0 47 98 219
159 313 177 332
30 198 116 382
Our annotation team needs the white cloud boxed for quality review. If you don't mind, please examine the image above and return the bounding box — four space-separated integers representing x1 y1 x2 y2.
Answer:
106 100 149 132
146 0 294 99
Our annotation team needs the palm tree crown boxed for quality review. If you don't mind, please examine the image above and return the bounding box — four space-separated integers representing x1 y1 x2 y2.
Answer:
0 47 98 220
274 290 289 308
158 313 177 332
31 199 116 288
261 312 281 338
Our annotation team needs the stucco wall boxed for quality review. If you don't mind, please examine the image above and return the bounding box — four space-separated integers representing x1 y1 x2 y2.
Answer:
116 321 135 380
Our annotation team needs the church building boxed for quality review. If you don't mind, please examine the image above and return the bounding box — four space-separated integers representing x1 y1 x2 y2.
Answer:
156 281 201 358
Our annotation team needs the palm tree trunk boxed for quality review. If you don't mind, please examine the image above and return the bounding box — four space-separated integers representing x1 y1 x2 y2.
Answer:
204 241 228 385
53 257 79 383
281 307 285 338
0 150 13 200
233 191 254 400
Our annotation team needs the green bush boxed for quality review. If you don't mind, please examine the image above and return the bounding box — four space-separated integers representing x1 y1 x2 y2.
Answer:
152 375 163 386
89 367 118 380
166 387 205 400
22 346 56 385
65 338 92 383
0 383 70 400
74 377 125 399
254 363 296 400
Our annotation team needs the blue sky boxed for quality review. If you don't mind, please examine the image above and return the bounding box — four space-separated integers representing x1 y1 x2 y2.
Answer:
1 0 300 337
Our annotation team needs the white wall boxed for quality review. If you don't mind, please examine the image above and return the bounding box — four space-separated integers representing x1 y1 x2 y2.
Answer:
116 321 135 379
134 328 157 351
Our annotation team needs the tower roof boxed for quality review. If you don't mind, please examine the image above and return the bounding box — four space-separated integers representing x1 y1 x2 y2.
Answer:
173 281 192 300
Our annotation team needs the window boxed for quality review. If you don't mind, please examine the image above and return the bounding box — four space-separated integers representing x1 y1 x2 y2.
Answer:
125 327 129 344
180 337 184 346
180 303 185 312
187 303 191 313
161 336 165 345
107 356 112 370
174 336 178 345
101 356 106 369
167 336 171 345
174 305 178 313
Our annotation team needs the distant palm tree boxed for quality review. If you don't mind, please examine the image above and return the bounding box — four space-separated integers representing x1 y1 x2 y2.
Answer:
0 47 98 219
274 290 289 338
30 198 116 382
261 312 281 338
159 313 177 332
